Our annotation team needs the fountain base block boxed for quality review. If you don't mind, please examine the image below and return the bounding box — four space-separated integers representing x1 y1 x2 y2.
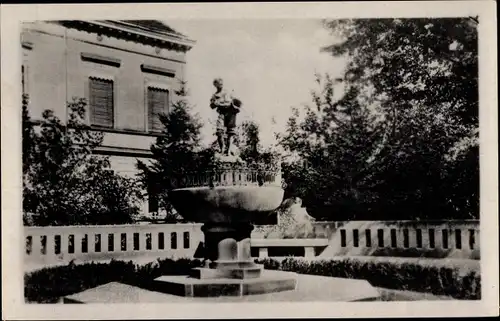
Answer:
153 270 298 297
189 266 263 280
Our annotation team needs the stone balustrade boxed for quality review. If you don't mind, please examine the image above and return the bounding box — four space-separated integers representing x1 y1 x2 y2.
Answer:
24 220 480 271
24 223 205 269
318 220 480 258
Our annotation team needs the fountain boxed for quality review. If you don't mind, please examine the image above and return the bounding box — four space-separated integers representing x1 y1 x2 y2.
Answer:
149 77 303 296
62 79 380 303
152 160 298 297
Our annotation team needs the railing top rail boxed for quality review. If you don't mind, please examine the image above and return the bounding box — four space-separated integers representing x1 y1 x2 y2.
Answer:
327 220 480 225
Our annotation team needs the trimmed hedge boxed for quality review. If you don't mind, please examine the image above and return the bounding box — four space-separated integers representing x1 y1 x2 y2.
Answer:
25 256 480 303
25 258 203 303
254 256 481 300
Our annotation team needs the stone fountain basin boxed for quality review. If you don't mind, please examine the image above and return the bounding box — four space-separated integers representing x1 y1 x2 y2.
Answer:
170 186 284 223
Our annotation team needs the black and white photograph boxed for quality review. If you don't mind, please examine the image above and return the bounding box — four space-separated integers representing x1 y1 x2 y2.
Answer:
1 1 498 319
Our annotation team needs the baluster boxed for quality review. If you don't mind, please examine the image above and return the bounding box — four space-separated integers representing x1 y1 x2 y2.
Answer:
151 231 157 251
113 233 119 253
408 228 418 248
46 234 55 258
72 232 81 255
142 233 149 251
31 233 42 256
126 231 134 252
100 232 108 253
61 233 70 256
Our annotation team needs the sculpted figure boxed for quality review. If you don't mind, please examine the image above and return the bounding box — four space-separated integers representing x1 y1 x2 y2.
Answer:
210 78 242 156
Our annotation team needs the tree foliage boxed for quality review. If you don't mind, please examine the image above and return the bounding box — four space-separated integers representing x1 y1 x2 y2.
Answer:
280 18 479 220
280 76 386 220
235 120 281 168
137 82 218 221
22 95 142 226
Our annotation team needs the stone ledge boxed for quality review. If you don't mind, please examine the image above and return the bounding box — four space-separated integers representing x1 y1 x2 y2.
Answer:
63 272 381 303
153 270 297 297
190 266 262 280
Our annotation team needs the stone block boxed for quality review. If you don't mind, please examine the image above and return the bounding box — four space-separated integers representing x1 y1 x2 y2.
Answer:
242 277 296 295
227 267 262 279
190 266 262 280
192 283 241 297
152 270 297 297
189 267 221 279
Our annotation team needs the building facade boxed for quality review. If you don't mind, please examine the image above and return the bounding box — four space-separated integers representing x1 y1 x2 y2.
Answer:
21 20 195 219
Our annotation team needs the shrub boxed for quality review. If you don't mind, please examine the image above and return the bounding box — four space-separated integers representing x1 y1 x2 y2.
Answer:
23 97 142 226
24 258 203 303
255 256 480 299
25 256 480 303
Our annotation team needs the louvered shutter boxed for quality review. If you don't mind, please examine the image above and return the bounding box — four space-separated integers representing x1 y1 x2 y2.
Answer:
89 78 114 128
147 87 169 132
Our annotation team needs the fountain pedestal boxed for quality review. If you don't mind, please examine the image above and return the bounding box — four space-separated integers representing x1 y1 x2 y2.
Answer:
153 220 298 298
196 222 261 278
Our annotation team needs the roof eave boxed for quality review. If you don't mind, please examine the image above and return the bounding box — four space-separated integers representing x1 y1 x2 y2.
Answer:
99 20 196 49
55 20 195 52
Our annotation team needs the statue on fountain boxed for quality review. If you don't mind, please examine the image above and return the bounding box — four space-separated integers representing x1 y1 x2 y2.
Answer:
210 78 242 158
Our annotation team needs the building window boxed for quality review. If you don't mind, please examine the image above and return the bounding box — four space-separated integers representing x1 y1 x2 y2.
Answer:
89 77 114 128
147 87 169 132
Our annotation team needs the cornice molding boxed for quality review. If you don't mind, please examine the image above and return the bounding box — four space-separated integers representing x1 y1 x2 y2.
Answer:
141 64 176 78
56 20 194 53
81 52 121 67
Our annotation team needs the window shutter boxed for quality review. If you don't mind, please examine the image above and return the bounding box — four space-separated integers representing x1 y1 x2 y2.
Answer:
89 78 114 128
147 87 169 132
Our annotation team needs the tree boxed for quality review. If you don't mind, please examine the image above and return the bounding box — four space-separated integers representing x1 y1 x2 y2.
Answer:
322 18 478 129
279 74 385 220
236 120 260 162
322 18 478 219
235 120 281 168
137 81 217 221
279 18 479 220
22 96 142 226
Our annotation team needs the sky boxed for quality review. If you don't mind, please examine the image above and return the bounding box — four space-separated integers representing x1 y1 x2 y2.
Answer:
167 19 346 147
